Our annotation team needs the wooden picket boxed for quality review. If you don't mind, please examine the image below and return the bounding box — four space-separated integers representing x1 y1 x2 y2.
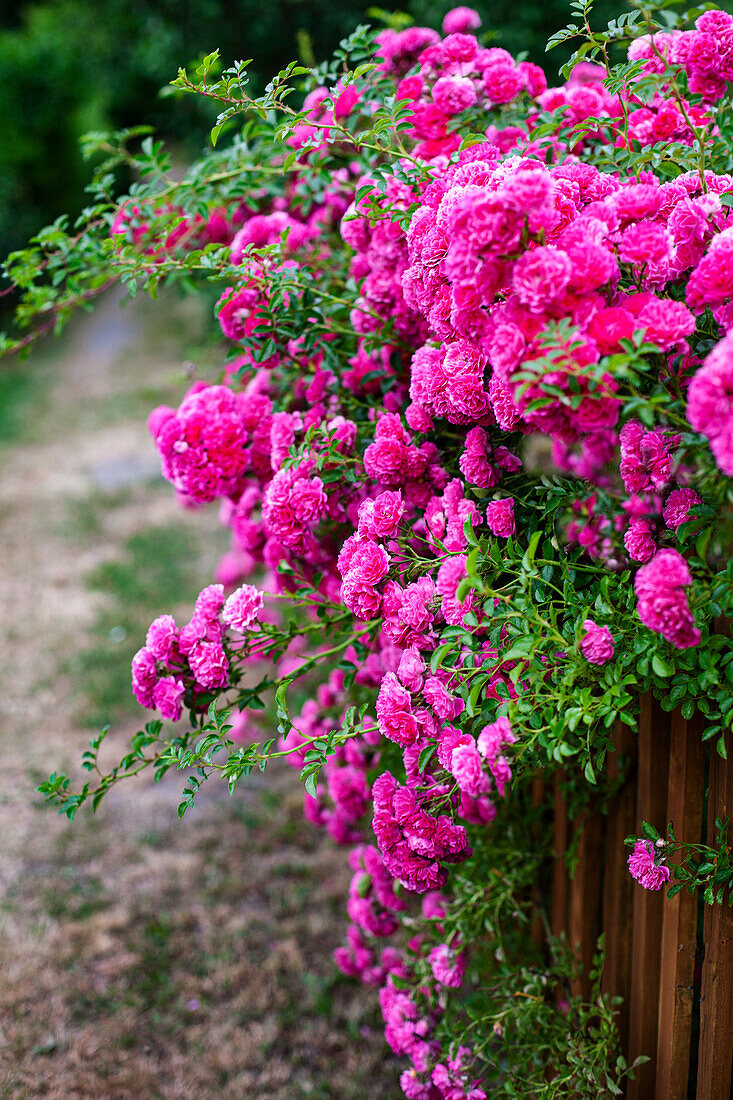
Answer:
655 710 705 1100
697 744 733 1100
600 719 637 1050
627 696 670 1099
550 695 733 1099
568 808 603 1001
551 773 569 943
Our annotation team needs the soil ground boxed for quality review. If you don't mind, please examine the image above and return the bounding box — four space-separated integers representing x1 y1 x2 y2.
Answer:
0 292 400 1099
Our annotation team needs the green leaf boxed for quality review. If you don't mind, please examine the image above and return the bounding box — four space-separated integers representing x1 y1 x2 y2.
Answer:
502 637 533 662
466 675 489 717
275 679 291 722
522 531 542 571
430 642 455 674
463 515 479 548
418 743 437 774
303 770 318 799
652 654 674 678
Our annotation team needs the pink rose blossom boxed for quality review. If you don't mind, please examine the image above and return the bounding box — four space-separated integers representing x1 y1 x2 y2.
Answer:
347 540 391 585
189 641 230 690
359 490 404 539
580 619 615 665
512 246 572 312
442 7 481 35
624 519 656 563
341 578 382 621
433 76 477 115
428 943 466 988
635 549 701 649
663 488 702 529
687 334 733 476
486 498 515 538
627 839 671 890
131 646 157 709
146 614 179 665
477 718 516 797
152 676 185 722
376 672 420 747
397 647 426 692
222 583 264 631
195 583 226 622
484 62 523 105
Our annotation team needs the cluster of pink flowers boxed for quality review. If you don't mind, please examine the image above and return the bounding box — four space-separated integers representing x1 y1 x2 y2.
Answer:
370 886 486 1098
687 330 733 474
376 12 546 163
372 771 470 893
460 427 521 489
149 383 254 503
338 488 406 621
132 583 263 721
139 9 726 669
401 1046 487 1100
118 7 733 1093
402 150 711 450
635 549 701 649
376 127 726 655
629 9 733 103
262 462 329 553
619 420 679 494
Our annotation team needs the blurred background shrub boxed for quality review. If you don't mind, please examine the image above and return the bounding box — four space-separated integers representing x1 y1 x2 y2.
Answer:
0 0 658 266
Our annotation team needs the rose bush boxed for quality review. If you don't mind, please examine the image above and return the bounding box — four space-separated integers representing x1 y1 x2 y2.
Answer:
3 1 733 1094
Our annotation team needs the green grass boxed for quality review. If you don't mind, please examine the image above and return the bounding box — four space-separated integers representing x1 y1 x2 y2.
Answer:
60 487 137 540
132 914 175 1010
0 358 50 446
70 522 224 728
42 871 110 922
71 380 188 434
87 525 200 609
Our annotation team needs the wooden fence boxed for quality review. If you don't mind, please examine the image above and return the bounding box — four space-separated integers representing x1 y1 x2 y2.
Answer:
552 694 733 1099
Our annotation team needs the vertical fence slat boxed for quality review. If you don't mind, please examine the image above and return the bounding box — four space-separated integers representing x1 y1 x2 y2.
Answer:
601 720 638 1050
697 748 733 1100
548 693 733 1097
627 695 671 1100
569 811 603 1000
552 773 569 941
531 777 546 946
655 711 705 1100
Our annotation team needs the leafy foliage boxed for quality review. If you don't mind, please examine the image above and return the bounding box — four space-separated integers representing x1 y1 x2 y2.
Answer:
7 0 733 1094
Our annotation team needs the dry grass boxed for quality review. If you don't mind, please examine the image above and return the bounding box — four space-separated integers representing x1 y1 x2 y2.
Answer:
0 292 400 1099
0 765 396 1099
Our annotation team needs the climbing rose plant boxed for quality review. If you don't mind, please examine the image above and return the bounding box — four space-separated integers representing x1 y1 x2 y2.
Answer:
3 0 733 1094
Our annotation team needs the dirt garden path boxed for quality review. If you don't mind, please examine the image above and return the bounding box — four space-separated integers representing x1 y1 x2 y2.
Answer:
0 293 399 1099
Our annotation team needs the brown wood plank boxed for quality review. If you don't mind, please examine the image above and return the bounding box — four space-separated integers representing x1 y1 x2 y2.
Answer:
655 710 705 1100
601 720 638 1051
627 694 671 1100
552 772 569 940
531 777 545 946
569 810 603 999
697 747 733 1100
